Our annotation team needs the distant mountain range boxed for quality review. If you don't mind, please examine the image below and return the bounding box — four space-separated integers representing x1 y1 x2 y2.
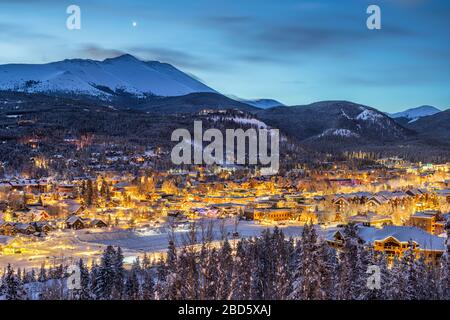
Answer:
389 106 442 124
0 54 449 160
257 101 410 145
233 98 285 109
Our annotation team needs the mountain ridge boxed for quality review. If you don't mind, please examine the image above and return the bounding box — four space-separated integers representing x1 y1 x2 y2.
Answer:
0 54 216 98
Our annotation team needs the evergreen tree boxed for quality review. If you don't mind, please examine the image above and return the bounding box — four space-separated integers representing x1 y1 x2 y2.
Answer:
125 263 141 300
95 246 117 300
3 264 27 300
113 246 125 299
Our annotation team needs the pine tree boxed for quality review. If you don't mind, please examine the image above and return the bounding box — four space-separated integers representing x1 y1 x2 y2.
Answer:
3 264 27 300
230 240 252 300
386 255 407 299
204 247 219 299
178 247 199 299
142 268 155 300
113 246 125 299
217 239 233 299
155 257 168 300
38 263 47 282
95 246 117 300
125 263 141 300
77 259 90 300
337 224 361 300
291 224 322 300
166 240 180 299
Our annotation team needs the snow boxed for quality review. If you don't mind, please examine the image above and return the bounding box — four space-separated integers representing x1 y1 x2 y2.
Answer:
318 128 360 138
390 105 441 120
238 99 284 109
356 109 384 121
0 219 305 269
0 54 216 98
210 116 268 128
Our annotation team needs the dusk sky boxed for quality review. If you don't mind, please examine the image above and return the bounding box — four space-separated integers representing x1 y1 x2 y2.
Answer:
0 0 449 112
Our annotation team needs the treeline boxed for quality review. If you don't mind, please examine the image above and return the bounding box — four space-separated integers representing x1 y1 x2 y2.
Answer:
1 224 450 300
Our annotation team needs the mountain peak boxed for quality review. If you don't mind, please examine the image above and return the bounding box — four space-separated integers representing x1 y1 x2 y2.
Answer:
390 105 441 120
103 54 141 63
0 54 216 98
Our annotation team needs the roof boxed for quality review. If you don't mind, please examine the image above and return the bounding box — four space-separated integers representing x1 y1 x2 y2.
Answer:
326 225 446 251
348 212 392 223
359 226 446 251
66 215 84 224
0 235 12 245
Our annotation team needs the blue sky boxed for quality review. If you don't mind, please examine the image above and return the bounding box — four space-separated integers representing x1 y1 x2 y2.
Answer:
0 0 449 112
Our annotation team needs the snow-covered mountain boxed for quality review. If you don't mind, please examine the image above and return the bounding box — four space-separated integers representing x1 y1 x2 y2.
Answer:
239 98 285 109
0 54 216 98
389 105 441 123
258 101 410 144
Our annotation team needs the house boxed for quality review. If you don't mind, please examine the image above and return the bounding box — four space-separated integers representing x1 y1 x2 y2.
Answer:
90 219 108 228
0 222 37 235
348 212 392 228
33 221 53 234
66 215 86 230
326 225 446 263
14 223 36 235
0 222 17 236
409 211 446 235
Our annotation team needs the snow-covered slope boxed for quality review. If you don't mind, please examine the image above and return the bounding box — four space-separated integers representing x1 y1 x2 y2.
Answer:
389 105 441 123
0 54 216 98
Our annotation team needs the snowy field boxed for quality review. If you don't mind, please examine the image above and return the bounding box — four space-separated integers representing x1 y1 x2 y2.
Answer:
0 219 306 270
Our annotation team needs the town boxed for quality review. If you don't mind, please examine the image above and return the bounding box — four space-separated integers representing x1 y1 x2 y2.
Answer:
1 154 449 271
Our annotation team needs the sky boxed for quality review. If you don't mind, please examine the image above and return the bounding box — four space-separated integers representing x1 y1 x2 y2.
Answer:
0 0 449 112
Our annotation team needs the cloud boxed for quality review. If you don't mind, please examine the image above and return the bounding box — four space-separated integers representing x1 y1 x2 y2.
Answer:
76 44 223 71
78 45 125 60
201 13 416 66
0 22 56 40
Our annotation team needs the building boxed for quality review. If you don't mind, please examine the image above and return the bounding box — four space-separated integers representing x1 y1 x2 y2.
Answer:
347 212 392 228
409 211 446 235
326 225 446 263
245 207 295 222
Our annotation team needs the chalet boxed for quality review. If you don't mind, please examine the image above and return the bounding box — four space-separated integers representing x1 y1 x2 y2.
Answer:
33 221 53 234
366 195 389 208
66 215 86 230
0 222 37 235
211 203 245 216
436 189 450 204
332 192 371 213
57 183 77 198
406 188 427 197
0 222 17 236
14 223 36 235
89 219 108 229
347 212 392 228
61 199 84 216
326 225 446 263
